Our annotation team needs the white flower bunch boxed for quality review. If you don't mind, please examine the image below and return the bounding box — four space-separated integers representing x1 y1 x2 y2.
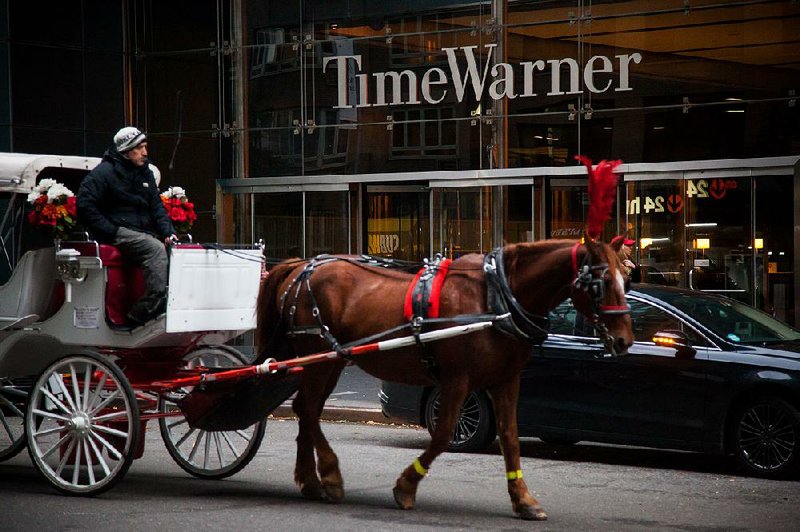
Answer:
27 179 74 204
162 186 187 199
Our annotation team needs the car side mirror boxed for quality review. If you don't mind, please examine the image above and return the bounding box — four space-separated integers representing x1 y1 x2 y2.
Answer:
653 329 696 358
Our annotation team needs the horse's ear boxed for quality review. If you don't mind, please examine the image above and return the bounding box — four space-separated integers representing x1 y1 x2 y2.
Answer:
610 236 624 252
582 230 595 244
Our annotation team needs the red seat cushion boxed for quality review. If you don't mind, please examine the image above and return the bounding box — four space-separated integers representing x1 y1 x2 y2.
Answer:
73 243 146 325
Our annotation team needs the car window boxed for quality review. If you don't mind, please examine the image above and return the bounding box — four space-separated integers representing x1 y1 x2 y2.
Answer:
548 298 709 346
629 299 709 347
548 299 595 337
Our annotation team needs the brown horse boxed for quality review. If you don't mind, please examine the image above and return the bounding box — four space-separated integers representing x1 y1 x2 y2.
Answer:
256 238 634 521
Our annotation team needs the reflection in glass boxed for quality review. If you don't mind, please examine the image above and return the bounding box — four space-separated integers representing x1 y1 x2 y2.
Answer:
434 187 492 258
305 191 350 256
366 189 430 261
254 192 302 258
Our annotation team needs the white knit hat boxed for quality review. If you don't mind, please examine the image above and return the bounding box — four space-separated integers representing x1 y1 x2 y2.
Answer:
114 127 147 152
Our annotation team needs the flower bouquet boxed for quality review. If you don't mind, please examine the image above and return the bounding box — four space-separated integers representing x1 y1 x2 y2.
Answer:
161 186 197 234
26 179 78 240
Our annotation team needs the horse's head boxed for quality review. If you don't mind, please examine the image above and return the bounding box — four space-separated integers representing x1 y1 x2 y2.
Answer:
569 238 634 356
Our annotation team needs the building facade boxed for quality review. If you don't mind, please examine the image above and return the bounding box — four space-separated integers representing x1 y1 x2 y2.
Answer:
2 1 799 324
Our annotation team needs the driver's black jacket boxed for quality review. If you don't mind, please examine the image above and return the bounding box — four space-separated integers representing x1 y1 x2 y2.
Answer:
77 148 174 243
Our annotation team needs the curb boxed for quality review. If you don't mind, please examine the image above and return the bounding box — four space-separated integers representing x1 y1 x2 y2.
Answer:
271 404 399 425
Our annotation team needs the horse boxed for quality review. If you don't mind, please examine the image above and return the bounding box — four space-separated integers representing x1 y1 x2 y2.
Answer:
255 237 634 521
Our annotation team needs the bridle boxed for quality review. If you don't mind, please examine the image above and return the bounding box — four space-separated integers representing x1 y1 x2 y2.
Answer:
570 242 630 354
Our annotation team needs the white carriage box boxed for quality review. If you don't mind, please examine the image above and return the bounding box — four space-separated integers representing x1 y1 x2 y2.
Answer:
166 247 263 333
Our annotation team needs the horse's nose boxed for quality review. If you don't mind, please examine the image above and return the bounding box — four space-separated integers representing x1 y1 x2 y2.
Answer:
613 336 631 356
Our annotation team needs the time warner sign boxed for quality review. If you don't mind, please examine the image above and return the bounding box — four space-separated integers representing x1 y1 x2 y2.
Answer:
323 44 643 109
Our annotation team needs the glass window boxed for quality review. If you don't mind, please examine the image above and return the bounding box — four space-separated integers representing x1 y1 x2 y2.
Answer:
433 187 492 258
254 192 302 258
549 182 586 240
366 188 430 261
305 191 350 256
627 179 683 287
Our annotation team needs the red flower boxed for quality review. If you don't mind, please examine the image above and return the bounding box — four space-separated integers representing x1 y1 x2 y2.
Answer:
161 188 197 233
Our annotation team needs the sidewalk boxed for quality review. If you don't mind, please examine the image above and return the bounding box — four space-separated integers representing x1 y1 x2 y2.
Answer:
270 365 395 424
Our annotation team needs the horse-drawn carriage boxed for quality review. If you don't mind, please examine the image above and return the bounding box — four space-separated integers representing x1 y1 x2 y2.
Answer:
0 153 270 494
2 153 634 521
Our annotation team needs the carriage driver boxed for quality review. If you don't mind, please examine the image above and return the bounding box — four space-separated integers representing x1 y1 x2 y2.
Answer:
77 126 177 325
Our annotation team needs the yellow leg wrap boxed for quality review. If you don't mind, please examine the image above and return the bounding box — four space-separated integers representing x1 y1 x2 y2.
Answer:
506 469 523 480
412 458 428 477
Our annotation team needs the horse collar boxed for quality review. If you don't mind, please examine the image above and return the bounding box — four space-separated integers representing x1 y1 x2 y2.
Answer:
484 247 549 343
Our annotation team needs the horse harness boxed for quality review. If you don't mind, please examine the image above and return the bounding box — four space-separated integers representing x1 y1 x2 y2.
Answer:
277 244 628 376
569 242 631 349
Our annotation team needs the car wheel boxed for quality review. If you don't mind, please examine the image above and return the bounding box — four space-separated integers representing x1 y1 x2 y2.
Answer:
424 388 495 452
731 397 800 479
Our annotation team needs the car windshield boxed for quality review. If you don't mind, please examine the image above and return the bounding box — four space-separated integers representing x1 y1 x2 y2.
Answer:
653 291 800 344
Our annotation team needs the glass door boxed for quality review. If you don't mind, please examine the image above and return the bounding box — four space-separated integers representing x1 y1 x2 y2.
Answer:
684 175 753 305
366 186 430 261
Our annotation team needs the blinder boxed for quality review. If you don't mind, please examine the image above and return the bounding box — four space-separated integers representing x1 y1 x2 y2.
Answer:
572 249 631 318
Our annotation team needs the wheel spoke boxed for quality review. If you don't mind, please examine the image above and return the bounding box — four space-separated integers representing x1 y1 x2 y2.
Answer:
0 411 15 439
87 388 120 417
213 432 224 467
91 423 130 439
83 439 96 485
86 372 110 414
40 432 73 460
39 387 73 417
82 364 93 411
203 431 211 469
187 431 204 462
32 408 71 423
52 373 78 412
86 433 112 476
69 364 83 414
71 439 83 486
54 437 77 477
0 393 25 417
93 410 131 423
88 428 124 461
175 427 197 448
220 430 241 457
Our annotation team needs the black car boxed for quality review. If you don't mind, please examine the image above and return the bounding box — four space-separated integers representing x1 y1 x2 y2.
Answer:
380 284 800 479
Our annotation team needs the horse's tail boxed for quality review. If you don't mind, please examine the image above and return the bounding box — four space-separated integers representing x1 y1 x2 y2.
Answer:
255 259 300 363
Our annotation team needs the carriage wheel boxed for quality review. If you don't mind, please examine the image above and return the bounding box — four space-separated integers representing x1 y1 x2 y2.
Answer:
25 353 140 495
424 388 496 453
158 346 266 480
0 377 30 462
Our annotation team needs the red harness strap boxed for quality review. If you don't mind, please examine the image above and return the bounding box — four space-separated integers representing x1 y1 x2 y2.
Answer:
403 258 452 321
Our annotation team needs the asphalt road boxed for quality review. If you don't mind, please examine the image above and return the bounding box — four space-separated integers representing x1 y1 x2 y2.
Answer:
2 417 798 531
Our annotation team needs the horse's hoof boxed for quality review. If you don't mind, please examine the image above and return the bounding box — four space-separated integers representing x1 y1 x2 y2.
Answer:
324 484 344 504
517 505 548 521
392 486 415 510
299 483 325 501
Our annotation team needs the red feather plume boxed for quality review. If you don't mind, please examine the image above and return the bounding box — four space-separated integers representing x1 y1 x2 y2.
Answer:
576 155 622 240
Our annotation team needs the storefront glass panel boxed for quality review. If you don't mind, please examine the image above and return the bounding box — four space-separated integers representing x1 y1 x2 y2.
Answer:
548 181 586 241
434 187 492 258
366 187 429 261
304 191 350 256
505 184 534 244
684 175 753 305
755 176 795 324
627 180 684 286
254 192 302 258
